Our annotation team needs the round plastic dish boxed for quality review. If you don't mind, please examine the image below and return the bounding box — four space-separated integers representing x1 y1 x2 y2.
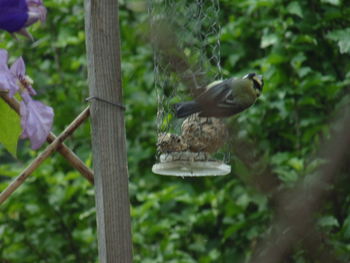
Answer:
152 153 231 177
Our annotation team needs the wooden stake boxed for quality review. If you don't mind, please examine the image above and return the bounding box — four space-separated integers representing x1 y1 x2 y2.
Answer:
85 0 133 262
0 107 90 205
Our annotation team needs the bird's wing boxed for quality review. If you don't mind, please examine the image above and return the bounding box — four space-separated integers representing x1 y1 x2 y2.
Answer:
197 79 254 117
195 79 233 105
199 97 248 117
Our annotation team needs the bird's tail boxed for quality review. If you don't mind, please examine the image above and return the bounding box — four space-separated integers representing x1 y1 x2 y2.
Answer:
173 101 201 118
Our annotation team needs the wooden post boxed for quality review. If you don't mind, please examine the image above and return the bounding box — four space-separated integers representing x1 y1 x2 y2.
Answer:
84 1 133 262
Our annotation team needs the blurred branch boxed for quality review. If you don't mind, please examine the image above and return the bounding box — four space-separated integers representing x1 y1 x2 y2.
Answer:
229 125 281 195
247 111 350 263
150 21 208 96
303 226 342 263
0 92 94 184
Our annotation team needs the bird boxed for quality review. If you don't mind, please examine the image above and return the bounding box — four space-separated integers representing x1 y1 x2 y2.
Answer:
181 114 228 153
174 73 264 118
157 133 188 153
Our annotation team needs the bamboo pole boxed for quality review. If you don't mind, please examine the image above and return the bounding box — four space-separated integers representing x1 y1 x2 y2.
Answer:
84 0 133 262
0 107 90 205
0 92 94 184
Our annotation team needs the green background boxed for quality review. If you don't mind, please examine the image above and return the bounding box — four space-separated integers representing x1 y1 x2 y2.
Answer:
1 0 350 262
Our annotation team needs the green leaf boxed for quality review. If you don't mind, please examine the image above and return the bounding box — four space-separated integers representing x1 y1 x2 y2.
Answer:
321 0 340 5
288 158 304 171
327 28 350 54
318 215 339 228
342 215 350 239
287 2 303 18
0 98 21 157
260 33 278 48
297 67 312 78
291 52 306 69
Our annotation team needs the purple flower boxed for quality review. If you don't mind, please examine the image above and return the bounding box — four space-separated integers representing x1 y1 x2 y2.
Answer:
14 57 54 150
10 57 37 96
15 57 54 149
0 49 19 97
0 0 27 33
20 91 54 150
0 0 47 39
0 49 54 150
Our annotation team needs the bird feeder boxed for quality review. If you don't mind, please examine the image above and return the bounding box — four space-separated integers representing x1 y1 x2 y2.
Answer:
149 0 231 176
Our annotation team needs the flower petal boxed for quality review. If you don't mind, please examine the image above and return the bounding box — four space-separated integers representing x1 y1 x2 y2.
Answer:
26 0 47 24
10 56 26 76
0 49 19 97
10 56 37 95
20 91 54 150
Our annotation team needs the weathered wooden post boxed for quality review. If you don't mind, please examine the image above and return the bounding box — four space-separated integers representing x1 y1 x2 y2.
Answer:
84 1 133 262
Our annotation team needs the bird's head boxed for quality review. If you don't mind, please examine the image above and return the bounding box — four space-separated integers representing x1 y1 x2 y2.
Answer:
243 73 264 97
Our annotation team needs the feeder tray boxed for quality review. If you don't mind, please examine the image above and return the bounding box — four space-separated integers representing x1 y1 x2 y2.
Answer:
152 152 231 177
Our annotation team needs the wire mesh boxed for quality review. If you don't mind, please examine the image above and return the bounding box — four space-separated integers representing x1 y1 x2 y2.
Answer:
149 0 231 176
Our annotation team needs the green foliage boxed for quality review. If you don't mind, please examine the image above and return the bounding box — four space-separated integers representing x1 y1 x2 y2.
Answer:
0 163 97 263
1 0 350 262
327 28 350 54
0 98 21 157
